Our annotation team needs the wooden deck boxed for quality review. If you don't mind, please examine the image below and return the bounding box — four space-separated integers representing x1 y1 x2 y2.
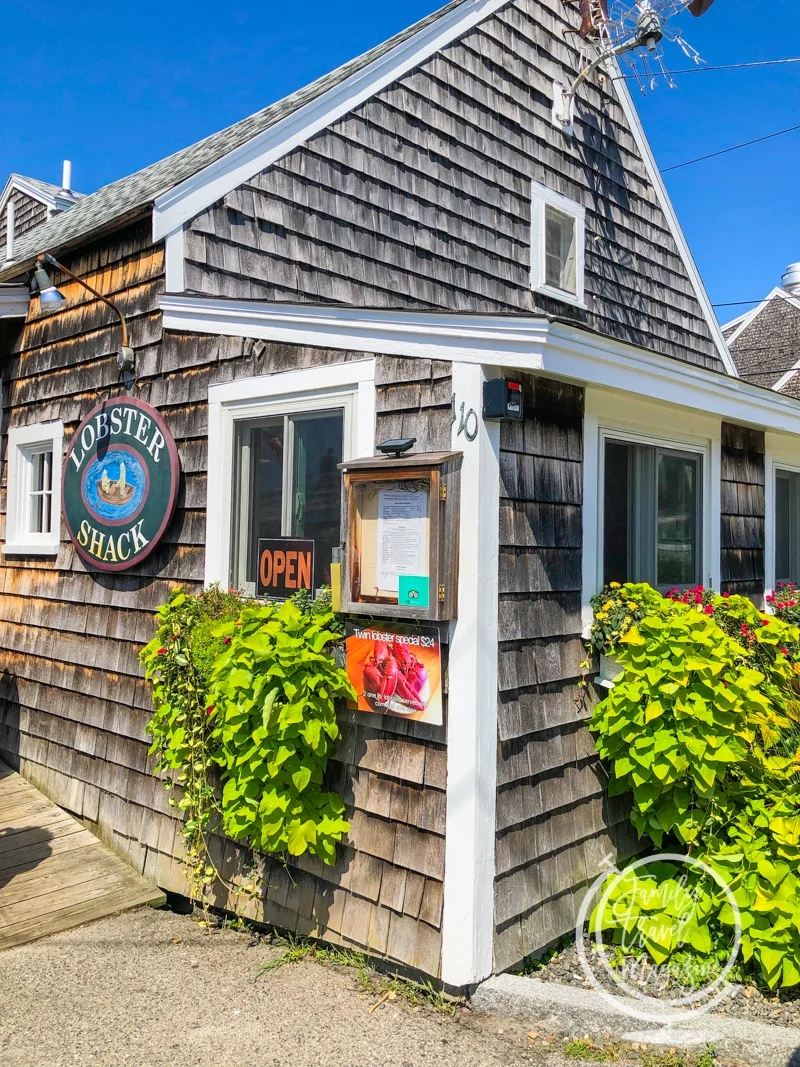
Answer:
0 761 165 950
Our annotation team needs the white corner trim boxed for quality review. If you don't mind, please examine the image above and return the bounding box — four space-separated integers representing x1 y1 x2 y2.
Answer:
204 358 376 589
164 225 186 293
0 285 29 318
152 0 510 240
160 294 800 436
3 420 63 557
610 74 738 379
441 361 499 988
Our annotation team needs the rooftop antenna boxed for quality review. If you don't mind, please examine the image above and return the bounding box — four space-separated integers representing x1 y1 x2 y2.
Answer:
554 0 717 134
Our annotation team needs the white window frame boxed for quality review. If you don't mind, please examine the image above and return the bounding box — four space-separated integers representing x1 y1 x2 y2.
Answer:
582 392 721 634
530 182 586 309
205 360 376 589
4 421 63 556
764 435 800 603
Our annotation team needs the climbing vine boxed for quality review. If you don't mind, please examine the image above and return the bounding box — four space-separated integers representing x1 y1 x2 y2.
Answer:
141 585 353 909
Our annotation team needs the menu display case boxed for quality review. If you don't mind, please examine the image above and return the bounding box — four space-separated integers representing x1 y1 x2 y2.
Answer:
339 451 461 621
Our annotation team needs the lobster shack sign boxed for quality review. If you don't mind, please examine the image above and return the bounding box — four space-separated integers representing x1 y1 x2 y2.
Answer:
62 397 180 572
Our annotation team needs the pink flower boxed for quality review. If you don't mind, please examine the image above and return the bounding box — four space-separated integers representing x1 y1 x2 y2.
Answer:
781 648 790 656
704 605 714 616
723 592 731 599
157 648 167 656
223 636 231 646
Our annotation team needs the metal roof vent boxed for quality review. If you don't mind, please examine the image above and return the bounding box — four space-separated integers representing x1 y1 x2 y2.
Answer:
782 263 800 294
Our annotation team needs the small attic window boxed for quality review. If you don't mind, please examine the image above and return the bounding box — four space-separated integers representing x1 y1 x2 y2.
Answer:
530 183 586 308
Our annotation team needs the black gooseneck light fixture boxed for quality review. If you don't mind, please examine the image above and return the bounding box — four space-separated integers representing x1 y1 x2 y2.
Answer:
31 253 135 374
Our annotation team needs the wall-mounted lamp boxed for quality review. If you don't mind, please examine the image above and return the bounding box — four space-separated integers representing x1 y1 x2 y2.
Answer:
32 253 135 374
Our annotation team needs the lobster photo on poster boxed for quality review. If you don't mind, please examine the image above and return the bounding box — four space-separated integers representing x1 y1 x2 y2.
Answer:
345 622 443 726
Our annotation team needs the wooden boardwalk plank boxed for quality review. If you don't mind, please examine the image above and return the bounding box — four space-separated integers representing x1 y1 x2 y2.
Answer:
0 761 165 950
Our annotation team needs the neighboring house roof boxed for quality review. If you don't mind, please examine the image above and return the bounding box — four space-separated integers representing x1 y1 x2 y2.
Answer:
0 0 465 278
0 173 83 219
725 287 800 392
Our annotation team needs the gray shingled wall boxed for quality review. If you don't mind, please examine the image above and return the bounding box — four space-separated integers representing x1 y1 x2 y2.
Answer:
184 0 723 373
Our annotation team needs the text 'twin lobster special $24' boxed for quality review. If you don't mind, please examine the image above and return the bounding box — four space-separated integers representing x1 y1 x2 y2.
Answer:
62 398 180 572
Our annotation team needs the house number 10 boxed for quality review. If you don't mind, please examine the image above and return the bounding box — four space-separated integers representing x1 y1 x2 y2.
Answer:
451 394 479 442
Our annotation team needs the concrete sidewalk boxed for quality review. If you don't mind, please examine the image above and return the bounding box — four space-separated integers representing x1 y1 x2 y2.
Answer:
0 907 564 1067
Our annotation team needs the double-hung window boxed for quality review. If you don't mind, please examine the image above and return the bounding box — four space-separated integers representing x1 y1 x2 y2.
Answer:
231 408 345 594
4 421 63 556
775 469 800 585
603 436 703 590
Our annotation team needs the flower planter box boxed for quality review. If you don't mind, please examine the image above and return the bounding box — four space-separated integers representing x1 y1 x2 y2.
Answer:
597 653 623 689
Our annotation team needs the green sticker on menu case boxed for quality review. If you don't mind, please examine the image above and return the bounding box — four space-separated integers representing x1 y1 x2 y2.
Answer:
398 576 430 609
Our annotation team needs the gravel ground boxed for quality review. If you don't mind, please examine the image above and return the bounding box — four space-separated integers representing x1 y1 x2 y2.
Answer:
534 939 800 1028
0 906 612 1067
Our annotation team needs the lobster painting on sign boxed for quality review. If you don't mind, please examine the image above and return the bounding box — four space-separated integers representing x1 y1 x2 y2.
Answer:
344 621 443 725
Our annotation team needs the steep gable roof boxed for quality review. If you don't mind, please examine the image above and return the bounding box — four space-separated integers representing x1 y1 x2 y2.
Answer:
0 0 733 375
0 0 469 278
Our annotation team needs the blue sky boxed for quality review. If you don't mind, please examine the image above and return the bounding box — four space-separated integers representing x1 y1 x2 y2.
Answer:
1 0 797 320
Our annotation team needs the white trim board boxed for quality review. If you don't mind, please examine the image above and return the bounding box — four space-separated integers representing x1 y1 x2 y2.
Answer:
0 286 29 318
152 0 511 240
441 361 500 988
160 294 800 435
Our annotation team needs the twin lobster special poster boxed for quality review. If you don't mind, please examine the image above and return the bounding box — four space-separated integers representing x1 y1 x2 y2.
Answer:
344 622 443 726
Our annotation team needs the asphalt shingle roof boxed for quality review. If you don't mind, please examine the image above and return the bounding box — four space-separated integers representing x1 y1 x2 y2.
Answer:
0 0 462 282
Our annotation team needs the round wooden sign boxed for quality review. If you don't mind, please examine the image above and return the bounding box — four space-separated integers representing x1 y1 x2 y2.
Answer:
62 397 180 572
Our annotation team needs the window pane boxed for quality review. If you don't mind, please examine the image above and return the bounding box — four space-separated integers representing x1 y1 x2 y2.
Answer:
233 419 285 589
291 413 344 591
545 205 577 294
604 441 631 585
28 449 53 534
657 452 699 587
776 472 793 583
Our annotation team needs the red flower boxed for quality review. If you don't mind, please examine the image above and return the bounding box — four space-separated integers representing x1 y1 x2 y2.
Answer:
157 648 167 655
207 705 215 716
781 648 790 656
723 592 731 599
741 624 749 634
763 619 770 626
223 636 231 646
704 605 714 616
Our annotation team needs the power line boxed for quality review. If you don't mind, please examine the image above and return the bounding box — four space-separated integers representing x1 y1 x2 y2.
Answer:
712 299 764 308
662 123 800 172
619 57 800 79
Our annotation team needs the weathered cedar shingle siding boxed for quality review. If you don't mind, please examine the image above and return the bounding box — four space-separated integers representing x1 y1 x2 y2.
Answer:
184 0 722 372
0 190 48 248
493 374 636 972
720 423 765 604
728 297 800 389
0 222 449 976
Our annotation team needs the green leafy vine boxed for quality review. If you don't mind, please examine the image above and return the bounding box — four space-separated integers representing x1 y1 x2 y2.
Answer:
141 585 353 911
